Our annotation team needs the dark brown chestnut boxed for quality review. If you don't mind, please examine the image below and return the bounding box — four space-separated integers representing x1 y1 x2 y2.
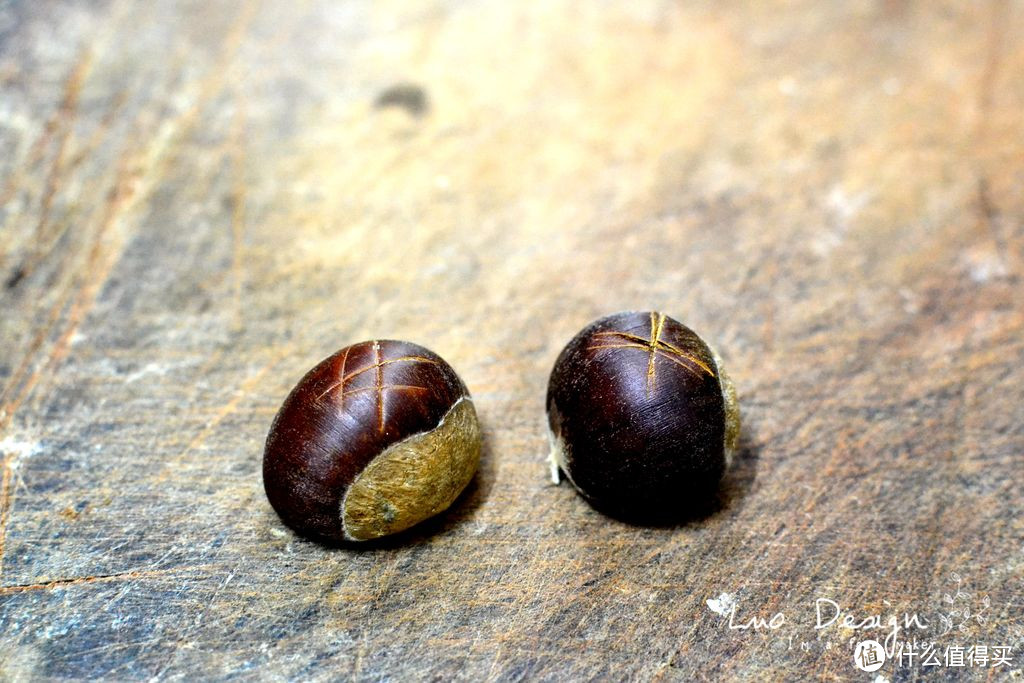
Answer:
263 340 481 543
546 311 739 521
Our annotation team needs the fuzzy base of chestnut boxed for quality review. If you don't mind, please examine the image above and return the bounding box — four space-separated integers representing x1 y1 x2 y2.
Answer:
340 397 481 541
709 344 740 469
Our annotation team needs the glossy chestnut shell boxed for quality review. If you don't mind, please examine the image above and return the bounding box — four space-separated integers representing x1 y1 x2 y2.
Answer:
546 311 738 521
264 340 481 543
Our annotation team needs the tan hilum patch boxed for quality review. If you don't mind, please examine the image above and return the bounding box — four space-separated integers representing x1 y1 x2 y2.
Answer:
341 397 482 541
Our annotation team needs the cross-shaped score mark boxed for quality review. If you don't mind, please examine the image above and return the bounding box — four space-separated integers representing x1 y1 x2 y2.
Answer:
316 341 439 432
587 312 715 392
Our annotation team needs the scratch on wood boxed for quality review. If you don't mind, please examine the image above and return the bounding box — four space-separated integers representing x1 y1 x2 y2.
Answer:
66 91 130 172
34 51 93 236
0 570 162 596
976 176 1007 256
0 461 12 580
0 45 243 436
11 92 129 289
161 352 288 474
976 0 1008 128
484 643 505 682
36 153 139 375
168 0 259 137
0 51 92 215
1 0 262 444
0 284 76 433
972 0 1011 271
0 51 106 429
352 633 368 678
3 51 94 288
0 283 79 577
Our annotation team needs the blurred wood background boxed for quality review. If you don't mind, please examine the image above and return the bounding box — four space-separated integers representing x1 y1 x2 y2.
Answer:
1 1 1022 680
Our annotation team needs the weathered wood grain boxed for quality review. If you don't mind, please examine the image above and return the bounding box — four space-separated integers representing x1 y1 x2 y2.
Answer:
1 1 1022 680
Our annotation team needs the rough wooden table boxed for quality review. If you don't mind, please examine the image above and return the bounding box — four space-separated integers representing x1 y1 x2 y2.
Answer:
1 1 1022 680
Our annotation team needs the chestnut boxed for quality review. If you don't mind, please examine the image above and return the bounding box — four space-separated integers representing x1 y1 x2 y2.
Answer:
546 311 739 521
263 340 482 543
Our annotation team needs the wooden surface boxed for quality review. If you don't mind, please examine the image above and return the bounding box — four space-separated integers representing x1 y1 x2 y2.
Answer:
1 1 1022 680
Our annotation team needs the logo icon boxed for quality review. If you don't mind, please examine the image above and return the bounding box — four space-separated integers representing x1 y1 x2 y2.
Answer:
854 639 885 672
